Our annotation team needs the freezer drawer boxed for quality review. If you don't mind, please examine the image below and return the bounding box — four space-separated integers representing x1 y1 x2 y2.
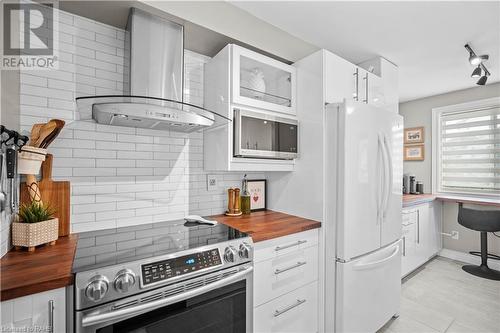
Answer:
336 240 401 333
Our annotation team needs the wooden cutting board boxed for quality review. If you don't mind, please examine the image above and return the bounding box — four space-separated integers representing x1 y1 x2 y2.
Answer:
20 154 70 236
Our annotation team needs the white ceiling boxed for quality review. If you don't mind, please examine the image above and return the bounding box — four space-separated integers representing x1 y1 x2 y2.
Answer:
231 1 500 102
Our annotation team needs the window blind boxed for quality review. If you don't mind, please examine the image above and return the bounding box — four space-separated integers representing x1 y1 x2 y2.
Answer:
439 106 500 194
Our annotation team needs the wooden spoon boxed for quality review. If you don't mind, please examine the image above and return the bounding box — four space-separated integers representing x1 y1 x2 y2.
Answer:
29 123 44 147
40 119 65 149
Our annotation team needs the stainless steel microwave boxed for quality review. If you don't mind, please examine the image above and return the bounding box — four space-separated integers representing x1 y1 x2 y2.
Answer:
233 108 298 160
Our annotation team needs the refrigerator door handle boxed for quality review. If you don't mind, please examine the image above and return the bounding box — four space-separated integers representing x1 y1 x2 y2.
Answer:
382 134 393 218
378 133 389 224
377 133 385 225
353 244 400 271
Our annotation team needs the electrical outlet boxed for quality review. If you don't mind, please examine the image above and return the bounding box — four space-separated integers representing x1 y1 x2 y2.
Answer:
207 175 217 191
451 231 459 240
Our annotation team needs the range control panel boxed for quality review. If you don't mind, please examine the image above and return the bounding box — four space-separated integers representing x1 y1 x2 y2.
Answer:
141 249 222 286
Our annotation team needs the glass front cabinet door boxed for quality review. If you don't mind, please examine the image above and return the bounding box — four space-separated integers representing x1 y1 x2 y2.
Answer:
232 45 296 115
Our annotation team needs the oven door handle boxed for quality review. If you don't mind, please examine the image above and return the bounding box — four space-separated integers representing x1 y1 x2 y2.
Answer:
81 266 253 327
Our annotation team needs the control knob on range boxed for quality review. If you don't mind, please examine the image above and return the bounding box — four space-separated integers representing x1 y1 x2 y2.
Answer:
224 246 237 263
85 275 109 302
114 269 136 293
239 243 251 259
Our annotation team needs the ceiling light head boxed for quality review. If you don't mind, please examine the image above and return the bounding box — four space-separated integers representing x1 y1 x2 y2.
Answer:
471 66 482 78
469 54 489 65
476 75 488 86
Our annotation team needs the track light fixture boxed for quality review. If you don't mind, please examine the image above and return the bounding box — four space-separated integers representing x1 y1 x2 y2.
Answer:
464 44 491 86
471 66 482 78
477 75 488 86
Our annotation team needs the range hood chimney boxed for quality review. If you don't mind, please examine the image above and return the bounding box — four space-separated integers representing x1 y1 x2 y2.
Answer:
76 8 227 132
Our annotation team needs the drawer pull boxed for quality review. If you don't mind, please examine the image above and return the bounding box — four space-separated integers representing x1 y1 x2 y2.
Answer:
275 240 307 252
274 299 306 317
274 261 306 275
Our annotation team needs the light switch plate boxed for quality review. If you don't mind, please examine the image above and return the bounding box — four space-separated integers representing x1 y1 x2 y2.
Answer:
207 175 217 191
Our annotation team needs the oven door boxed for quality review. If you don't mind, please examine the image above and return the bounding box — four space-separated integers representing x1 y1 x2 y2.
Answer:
234 108 298 160
75 265 253 333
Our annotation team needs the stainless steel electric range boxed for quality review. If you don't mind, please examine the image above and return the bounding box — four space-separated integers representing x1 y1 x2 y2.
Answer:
69 220 253 333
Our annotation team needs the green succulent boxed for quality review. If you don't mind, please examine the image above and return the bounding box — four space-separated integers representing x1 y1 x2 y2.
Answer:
18 201 55 223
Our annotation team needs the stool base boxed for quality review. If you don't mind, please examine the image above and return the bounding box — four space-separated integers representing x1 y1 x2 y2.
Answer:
462 264 500 281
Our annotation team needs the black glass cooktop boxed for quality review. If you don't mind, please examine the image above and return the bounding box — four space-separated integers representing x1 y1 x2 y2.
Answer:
72 220 248 273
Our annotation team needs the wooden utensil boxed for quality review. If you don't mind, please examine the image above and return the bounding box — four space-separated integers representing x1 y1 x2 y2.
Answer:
20 154 70 236
29 123 43 147
40 119 65 148
25 120 65 203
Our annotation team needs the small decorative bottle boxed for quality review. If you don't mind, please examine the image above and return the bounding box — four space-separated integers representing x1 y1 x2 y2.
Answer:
241 174 251 215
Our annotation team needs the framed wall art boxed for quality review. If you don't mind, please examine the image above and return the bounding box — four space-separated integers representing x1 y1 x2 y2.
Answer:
404 144 425 161
404 127 424 144
247 179 266 211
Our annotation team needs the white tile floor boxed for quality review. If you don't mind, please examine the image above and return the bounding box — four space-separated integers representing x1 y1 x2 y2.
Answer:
378 257 500 333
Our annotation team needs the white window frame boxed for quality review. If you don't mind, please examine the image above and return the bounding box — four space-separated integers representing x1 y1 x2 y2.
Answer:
432 96 500 198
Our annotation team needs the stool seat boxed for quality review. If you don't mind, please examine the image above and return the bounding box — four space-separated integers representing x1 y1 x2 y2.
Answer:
457 204 500 281
458 206 500 232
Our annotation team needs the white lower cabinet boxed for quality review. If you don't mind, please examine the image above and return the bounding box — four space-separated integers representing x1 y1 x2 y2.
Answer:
254 281 318 333
401 201 442 277
253 229 319 333
0 287 66 332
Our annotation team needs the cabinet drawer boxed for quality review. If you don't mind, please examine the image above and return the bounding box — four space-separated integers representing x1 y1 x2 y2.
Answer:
254 229 319 263
254 244 318 306
402 209 417 226
254 281 318 333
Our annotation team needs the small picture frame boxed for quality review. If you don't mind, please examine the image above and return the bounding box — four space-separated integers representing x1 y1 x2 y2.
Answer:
404 127 424 144
404 144 425 161
247 179 266 211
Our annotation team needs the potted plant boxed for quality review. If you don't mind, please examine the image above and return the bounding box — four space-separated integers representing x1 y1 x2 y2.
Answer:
12 201 58 252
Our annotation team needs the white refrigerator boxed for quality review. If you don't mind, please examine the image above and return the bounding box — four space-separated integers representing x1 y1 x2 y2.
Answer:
325 101 404 333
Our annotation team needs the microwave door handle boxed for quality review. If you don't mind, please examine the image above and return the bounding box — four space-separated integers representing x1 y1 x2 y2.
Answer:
82 266 253 327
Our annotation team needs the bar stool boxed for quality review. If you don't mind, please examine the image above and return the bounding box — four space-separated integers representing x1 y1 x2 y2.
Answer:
458 203 500 280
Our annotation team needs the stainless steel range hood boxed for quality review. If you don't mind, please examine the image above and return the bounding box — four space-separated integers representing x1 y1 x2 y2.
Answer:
76 8 227 132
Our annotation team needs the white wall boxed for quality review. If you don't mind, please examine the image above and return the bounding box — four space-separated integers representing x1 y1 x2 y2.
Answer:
399 82 500 255
7 8 262 245
142 1 318 62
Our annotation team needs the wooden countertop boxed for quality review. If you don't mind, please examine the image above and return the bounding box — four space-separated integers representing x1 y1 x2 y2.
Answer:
403 194 436 207
0 235 78 301
211 210 321 242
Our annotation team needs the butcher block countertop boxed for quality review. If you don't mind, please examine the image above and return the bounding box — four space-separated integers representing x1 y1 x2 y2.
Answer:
211 210 321 242
0 235 78 301
403 194 436 207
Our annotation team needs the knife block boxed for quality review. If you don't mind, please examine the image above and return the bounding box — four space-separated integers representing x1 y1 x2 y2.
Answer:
20 154 70 236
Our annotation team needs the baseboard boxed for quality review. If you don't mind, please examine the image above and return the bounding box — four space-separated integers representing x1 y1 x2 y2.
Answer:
438 248 500 270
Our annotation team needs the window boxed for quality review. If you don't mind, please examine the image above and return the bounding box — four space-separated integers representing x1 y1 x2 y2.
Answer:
433 97 500 196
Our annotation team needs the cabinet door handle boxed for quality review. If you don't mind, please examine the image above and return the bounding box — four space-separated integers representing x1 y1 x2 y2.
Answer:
48 300 54 333
275 261 307 275
402 237 406 256
416 210 420 244
274 299 306 317
353 68 359 101
275 240 307 252
363 73 369 104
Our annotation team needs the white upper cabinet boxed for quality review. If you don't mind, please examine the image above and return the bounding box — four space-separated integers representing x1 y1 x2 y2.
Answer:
324 51 398 113
232 45 297 115
324 52 357 104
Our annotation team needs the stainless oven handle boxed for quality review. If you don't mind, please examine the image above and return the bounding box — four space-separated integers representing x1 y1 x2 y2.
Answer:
82 266 253 327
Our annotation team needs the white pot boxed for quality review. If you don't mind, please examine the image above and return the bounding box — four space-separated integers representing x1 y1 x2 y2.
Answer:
17 146 47 174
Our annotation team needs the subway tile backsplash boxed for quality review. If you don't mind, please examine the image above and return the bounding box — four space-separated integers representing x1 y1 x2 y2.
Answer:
14 9 263 237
